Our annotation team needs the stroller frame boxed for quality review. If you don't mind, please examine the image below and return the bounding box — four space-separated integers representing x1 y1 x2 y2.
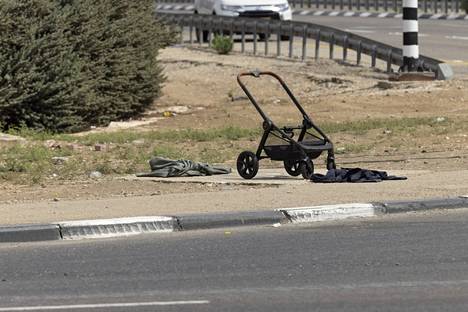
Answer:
236 70 336 179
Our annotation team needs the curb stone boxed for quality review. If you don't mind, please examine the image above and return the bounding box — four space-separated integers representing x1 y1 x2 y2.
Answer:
178 211 287 230
155 4 468 20
1 196 468 243
0 224 61 243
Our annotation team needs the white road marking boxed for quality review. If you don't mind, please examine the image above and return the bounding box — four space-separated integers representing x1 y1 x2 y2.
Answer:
445 35 468 41
430 14 444 19
389 32 429 37
0 301 210 311
344 28 375 34
447 14 461 20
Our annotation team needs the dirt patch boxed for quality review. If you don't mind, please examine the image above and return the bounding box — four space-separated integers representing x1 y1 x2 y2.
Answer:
0 178 271 204
1 45 467 203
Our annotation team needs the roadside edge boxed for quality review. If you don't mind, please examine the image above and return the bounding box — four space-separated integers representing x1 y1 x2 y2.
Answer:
1 196 468 243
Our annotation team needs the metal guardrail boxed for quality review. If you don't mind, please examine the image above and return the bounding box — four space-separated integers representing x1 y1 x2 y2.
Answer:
158 12 450 79
156 0 465 14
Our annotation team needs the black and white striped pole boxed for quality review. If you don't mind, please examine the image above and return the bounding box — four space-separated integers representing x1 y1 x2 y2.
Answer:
402 0 419 72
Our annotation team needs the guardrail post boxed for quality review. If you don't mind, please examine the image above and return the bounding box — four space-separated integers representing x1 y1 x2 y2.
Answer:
265 22 270 56
179 20 184 44
277 24 281 57
253 21 258 55
302 26 308 61
230 20 234 40
241 20 246 53
387 50 393 72
402 0 420 71
208 18 213 48
198 18 203 46
371 45 377 67
315 29 321 60
289 24 294 58
189 16 194 44
329 33 335 60
357 41 362 65
343 35 348 62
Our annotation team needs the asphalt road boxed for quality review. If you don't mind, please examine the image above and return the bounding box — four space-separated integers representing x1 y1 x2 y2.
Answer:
3 209 468 311
293 15 468 65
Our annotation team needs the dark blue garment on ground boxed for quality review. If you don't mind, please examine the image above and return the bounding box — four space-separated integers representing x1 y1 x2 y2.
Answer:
311 168 407 183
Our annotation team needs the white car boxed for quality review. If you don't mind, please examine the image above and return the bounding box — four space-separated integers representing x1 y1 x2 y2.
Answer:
194 0 292 21
194 0 292 41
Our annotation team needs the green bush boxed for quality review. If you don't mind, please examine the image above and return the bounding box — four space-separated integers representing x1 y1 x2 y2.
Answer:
212 35 233 55
462 0 468 13
0 0 176 133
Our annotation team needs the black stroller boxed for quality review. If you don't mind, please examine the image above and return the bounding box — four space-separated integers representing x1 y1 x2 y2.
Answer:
236 70 336 180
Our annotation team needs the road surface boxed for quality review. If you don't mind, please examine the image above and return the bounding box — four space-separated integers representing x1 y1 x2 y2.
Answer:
2 209 468 311
294 15 468 74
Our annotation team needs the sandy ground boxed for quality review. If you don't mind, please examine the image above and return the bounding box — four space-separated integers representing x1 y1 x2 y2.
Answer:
1 168 468 225
1 45 468 213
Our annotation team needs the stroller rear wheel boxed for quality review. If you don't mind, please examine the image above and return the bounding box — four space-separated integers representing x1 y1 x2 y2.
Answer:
283 160 301 177
300 159 314 180
237 151 259 179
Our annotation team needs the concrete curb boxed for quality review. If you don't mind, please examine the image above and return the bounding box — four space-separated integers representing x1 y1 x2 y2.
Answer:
178 211 287 230
155 4 468 20
1 196 468 243
59 217 176 240
0 224 61 243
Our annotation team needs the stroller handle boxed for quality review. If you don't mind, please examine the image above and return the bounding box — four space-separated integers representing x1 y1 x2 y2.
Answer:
237 70 333 145
237 70 311 123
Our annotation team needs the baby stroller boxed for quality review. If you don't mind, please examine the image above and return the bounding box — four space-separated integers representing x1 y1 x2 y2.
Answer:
236 70 336 180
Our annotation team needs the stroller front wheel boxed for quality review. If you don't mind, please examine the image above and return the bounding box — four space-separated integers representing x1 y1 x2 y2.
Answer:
237 151 259 179
284 160 302 177
300 159 314 180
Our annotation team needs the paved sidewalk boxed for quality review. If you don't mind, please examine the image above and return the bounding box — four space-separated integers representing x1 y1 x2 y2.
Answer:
1 169 467 226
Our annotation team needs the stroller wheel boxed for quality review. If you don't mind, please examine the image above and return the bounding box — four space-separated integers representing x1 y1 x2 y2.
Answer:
237 151 259 179
300 159 314 180
283 160 301 177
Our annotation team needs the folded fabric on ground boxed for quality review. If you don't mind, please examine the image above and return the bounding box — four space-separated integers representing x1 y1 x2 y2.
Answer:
311 168 407 183
136 157 231 177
